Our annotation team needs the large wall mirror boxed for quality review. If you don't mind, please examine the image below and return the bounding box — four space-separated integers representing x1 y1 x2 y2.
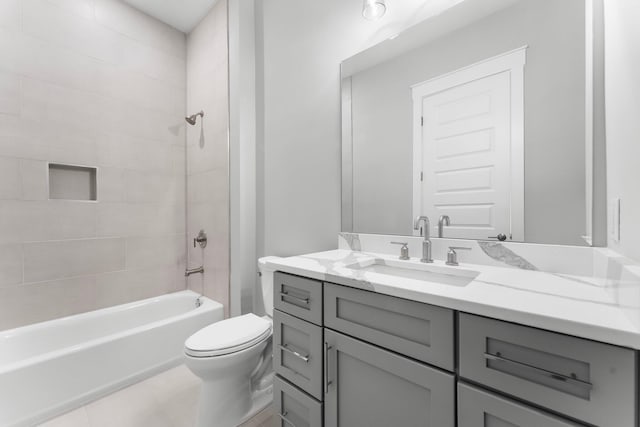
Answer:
341 0 604 246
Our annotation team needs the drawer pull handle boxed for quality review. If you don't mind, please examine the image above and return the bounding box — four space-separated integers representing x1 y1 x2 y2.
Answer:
484 352 593 390
279 344 310 363
280 290 310 305
324 342 333 394
279 411 298 427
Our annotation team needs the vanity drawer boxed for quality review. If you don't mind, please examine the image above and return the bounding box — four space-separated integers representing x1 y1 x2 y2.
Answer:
274 375 323 427
274 309 324 400
458 382 585 427
323 283 454 371
274 272 323 326
459 313 637 426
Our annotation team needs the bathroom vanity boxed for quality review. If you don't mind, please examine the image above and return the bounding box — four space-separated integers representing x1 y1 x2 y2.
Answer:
268 0 622 424
269 248 640 427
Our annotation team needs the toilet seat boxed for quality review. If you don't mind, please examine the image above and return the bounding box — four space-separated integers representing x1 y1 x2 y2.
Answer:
185 313 272 358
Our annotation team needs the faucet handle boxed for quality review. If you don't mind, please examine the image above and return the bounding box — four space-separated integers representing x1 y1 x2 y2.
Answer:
194 229 208 248
488 233 508 241
446 246 471 266
390 242 410 260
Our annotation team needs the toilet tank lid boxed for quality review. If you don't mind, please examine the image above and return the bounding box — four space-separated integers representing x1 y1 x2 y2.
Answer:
185 313 271 353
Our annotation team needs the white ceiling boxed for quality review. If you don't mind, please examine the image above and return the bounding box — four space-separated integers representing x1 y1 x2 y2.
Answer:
122 0 219 33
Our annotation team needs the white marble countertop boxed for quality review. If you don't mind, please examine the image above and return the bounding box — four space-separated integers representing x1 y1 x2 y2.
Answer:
267 249 640 350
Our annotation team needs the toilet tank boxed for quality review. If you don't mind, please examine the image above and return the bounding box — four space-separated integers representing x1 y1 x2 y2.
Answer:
258 257 281 318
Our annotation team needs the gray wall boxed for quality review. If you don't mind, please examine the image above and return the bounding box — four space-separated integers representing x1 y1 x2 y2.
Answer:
255 0 450 257
229 0 259 315
604 0 640 262
350 0 587 245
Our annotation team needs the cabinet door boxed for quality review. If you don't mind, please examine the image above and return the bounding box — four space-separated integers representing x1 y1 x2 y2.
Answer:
324 329 455 427
458 383 585 427
274 375 323 427
274 309 324 400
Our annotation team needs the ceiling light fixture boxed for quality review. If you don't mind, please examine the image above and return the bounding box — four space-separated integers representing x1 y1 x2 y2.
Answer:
363 0 387 21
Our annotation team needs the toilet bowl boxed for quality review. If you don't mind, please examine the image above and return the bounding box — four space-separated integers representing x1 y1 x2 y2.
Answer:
184 256 280 427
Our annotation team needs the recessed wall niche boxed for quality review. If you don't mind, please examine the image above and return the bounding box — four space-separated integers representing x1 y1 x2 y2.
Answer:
48 164 97 201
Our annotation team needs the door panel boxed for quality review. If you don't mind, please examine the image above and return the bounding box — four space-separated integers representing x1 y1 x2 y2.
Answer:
419 71 512 240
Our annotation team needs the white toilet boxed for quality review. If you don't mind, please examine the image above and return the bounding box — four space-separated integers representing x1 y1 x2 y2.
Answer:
184 257 279 427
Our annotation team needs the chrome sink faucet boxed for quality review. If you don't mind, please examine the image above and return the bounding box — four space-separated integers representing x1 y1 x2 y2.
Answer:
413 215 433 263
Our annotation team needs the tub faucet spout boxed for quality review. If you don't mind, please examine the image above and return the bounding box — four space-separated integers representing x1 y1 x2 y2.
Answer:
185 266 204 277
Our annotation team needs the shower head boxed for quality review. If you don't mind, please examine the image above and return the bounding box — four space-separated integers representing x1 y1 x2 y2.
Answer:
185 110 204 125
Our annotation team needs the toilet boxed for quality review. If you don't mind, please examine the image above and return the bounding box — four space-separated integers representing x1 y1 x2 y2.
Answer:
184 257 280 427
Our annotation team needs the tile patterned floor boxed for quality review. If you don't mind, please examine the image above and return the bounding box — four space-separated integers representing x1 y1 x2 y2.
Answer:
39 365 273 427
237 407 273 427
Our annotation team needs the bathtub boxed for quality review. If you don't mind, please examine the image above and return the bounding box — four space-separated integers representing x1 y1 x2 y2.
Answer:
0 290 223 427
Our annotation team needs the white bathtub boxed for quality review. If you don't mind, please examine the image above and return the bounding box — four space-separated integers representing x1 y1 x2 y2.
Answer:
0 290 223 427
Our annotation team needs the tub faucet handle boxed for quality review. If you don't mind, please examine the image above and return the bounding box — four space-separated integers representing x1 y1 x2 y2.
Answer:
193 229 207 248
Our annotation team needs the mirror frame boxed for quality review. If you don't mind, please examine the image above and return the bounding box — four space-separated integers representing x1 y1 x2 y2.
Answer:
340 0 606 246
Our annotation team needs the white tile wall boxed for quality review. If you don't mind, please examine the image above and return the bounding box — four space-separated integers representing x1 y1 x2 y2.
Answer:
125 170 179 204
0 157 21 200
125 234 184 270
0 276 97 328
0 0 21 31
0 201 97 244
0 71 21 116
20 160 48 200
188 169 227 204
97 167 126 202
93 0 186 60
45 0 96 20
187 128 229 174
0 0 188 330
23 238 126 283
186 1 230 315
0 244 23 287
23 0 122 64
93 266 183 309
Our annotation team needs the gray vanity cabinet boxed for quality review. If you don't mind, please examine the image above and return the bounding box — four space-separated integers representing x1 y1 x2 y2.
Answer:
274 375 323 427
324 283 454 371
459 313 637 426
458 383 585 427
274 272 323 326
274 310 324 400
324 329 455 427
272 270 639 427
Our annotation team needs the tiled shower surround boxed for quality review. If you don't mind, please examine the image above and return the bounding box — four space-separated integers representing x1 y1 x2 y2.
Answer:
0 0 230 330
185 0 230 317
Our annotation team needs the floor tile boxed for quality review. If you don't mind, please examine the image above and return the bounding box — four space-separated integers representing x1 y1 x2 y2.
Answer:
41 364 271 427
38 407 89 427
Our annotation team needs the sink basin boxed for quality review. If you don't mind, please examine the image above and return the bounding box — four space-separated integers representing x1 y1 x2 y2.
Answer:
344 259 479 287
